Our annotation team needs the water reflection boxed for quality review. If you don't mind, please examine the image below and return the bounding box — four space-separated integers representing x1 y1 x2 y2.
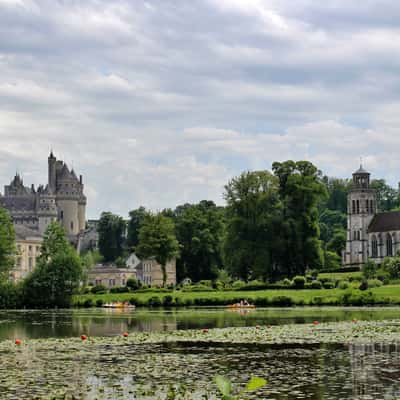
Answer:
2 307 400 340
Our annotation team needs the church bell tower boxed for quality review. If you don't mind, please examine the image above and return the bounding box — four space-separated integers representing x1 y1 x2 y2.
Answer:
344 165 377 267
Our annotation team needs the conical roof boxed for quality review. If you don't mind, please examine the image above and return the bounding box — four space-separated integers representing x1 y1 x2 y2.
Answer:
353 164 369 175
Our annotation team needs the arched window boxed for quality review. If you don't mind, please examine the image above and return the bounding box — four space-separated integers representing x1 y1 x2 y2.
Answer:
371 236 378 258
387 233 393 257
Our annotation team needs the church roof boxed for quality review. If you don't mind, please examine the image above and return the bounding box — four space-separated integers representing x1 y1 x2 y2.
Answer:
0 196 36 211
368 211 400 233
353 165 369 174
14 225 42 240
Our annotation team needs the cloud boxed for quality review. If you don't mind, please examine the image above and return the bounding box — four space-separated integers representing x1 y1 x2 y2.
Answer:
1 0 400 217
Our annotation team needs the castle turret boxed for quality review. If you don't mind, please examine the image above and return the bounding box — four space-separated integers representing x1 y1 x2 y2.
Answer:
37 185 58 234
344 165 377 267
48 151 56 193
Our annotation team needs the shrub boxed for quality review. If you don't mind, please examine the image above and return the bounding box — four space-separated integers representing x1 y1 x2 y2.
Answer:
163 295 174 306
95 299 104 307
322 281 335 289
292 276 306 289
91 285 107 294
367 279 383 288
282 278 292 286
83 298 93 308
148 296 162 307
382 256 400 279
110 286 130 293
362 260 377 279
312 296 323 305
126 278 140 291
199 280 212 288
213 280 225 291
337 280 350 290
271 296 293 306
359 280 369 291
311 280 322 289
232 280 245 289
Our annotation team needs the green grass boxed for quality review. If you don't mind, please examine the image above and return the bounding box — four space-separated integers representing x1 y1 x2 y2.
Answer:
318 271 363 280
73 284 400 307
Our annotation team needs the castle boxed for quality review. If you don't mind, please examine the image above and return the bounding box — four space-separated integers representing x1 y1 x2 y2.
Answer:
0 152 87 243
344 166 400 267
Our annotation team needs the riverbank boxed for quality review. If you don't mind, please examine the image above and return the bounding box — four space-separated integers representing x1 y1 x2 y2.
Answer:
73 284 400 307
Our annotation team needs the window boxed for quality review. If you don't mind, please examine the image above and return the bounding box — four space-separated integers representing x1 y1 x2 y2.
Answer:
371 236 378 257
352 200 356 214
357 231 361 240
28 245 32 252
60 210 64 220
71 221 74 231
356 200 360 214
353 231 357 240
387 234 393 257
366 199 369 213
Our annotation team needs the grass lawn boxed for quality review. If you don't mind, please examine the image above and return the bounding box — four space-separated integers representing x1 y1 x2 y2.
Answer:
318 271 363 280
73 284 400 307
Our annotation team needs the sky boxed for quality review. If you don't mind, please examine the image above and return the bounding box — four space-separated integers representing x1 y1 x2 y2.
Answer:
1 0 400 218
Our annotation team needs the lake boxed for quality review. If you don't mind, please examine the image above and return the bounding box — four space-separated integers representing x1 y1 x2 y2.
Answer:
2 307 400 399
2 306 400 340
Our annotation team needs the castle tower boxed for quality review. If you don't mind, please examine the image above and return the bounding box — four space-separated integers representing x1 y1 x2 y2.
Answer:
56 163 80 236
37 186 58 234
344 165 377 267
48 151 57 193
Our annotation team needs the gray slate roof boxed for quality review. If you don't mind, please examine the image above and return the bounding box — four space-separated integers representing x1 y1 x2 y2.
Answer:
14 225 42 240
0 196 36 211
368 211 400 233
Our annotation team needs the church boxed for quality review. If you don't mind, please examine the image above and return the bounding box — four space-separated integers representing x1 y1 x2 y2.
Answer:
344 166 400 267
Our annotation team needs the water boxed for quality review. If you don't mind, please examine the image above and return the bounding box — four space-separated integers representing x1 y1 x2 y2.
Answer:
2 307 400 399
1 306 400 340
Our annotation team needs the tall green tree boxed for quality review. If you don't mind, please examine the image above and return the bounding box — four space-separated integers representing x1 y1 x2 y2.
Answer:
98 212 126 262
174 200 225 282
0 208 15 280
224 170 282 281
370 179 400 211
126 207 149 248
272 161 327 276
23 222 82 308
136 213 180 286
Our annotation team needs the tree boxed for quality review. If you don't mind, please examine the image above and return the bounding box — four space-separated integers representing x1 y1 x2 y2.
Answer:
136 213 180 286
272 161 327 276
98 212 126 263
370 179 400 211
224 170 282 281
126 207 149 249
23 222 82 308
174 201 225 282
0 208 15 279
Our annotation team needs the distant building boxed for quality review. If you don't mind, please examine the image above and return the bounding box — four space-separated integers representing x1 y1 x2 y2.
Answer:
344 165 400 267
0 151 87 242
87 265 137 288
11 225 42 282
136 257 176 287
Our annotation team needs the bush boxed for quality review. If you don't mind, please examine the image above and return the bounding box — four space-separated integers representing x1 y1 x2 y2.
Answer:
126 278 140 291
282 278 292 286
359 280 369 291
322 281 335 289
311 280 322 289
292 276 306 289
83 298 93 308
91 285 107 294
148 296 162 307
382 256 400 279
337 280 350 290
95 299 104 307
367 279 383 288
362 260 377 279
232 280 245 289
110 286 130 293
213 280 225 291
271 296 293 306
163 295 174 306
199 280 212 288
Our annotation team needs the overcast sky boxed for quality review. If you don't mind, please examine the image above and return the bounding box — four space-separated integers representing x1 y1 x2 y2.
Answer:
1 0 400 218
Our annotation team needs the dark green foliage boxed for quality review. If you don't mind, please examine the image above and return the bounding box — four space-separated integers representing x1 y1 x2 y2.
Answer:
0 208 16 279
126 207 149 248
96 299 104 307
83 298 94 307
311 280 322 289
324 251 341 270
136 213 180 286
163 294 174 306
370 179 400 211
359 280 369 291
362 260 377 279
97 212 126 262
0 281 22 309
292 276 306 289
273 161 327 276
148 296 162 307
23 222 82 308
126 277 140 290
91 284 107 294
174 201 225 282
382 256 400 279
224 170 282 281
110 286 129 293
